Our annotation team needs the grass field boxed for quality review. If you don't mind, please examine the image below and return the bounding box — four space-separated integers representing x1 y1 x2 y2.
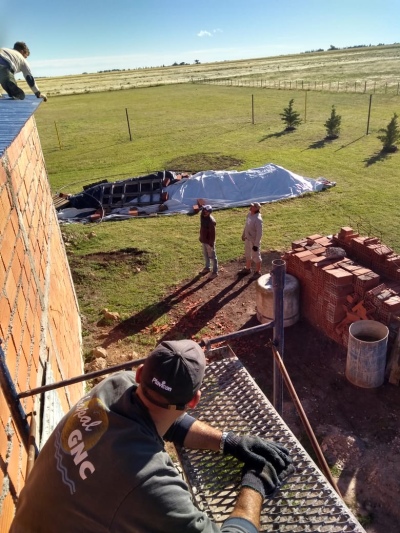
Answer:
34 48 400 353
24 44 400 97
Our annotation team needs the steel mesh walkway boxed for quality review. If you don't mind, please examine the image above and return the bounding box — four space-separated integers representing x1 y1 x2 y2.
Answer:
176 346 365 532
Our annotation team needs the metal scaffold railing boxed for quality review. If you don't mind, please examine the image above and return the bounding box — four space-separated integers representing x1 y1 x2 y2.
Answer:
177 345 365 532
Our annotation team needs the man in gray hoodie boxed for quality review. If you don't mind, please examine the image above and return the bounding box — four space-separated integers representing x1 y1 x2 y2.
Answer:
11 339 294 532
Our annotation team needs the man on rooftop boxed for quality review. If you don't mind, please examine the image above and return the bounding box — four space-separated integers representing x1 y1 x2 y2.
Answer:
0 42 47 101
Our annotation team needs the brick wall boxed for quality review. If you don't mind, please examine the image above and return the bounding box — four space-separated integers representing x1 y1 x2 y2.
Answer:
0 116 83 530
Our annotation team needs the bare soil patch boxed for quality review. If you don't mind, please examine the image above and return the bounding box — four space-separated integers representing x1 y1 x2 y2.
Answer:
86 252 400 532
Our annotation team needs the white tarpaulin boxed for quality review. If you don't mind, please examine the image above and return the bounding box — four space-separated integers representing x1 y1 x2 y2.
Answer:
57 163 335 222
162 163 335 214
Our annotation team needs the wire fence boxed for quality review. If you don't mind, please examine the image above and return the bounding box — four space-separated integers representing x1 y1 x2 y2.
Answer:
193 77 400 95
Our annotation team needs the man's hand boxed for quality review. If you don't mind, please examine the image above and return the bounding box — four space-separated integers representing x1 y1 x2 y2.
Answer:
224 432 293 472
36 92 47 102
241 463 278 498
252 246 258 252
241 460 295 498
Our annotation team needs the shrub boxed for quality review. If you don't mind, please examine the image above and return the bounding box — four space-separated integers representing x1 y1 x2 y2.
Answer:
280 98 302 131
378 113 400 153
324 105 342 139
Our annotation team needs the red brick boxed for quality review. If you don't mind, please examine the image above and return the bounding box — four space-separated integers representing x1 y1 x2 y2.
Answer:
0 387 11 426
10 256 22 287
16 349 30 392
5 336 18 380
0 295 11 335
7 428 22 493
0 491 17 532
5 270 18 307
1 223 14 271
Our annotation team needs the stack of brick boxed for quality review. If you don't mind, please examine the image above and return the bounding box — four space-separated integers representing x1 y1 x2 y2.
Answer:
283 227 400 347
333 227 400 281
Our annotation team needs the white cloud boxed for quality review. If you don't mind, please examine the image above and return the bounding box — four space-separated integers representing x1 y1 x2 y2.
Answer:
213 29 223 34
197 30 212 37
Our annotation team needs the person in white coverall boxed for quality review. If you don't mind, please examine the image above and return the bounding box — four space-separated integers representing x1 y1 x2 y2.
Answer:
0 42 47 101
239 202 263 279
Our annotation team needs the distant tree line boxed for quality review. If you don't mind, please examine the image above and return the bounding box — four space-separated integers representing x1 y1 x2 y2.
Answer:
303 42 399 54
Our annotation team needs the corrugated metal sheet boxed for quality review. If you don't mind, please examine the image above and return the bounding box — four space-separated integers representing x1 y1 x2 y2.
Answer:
0 94 42 157
178 346 366 532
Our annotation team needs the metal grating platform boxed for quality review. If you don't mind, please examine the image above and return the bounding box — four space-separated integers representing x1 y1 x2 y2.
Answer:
176 346 366 532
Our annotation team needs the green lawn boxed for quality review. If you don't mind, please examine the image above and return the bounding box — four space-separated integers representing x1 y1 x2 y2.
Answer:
35 83 400 349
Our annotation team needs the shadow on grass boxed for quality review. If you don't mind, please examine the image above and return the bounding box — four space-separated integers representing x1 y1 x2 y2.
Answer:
305 138 335 150
157 276 254 343
334 135 365 152
102 274 212 347
364 150 391 167
258 130 291 143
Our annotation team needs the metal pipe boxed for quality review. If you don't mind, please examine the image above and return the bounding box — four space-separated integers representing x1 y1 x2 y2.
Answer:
271 259 286 414
19 323 275 399
269 341 343 499
18 356 148 399
0 343 31 453
199 322 274 349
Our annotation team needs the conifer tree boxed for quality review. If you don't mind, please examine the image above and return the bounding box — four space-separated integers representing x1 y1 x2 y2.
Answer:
324 105 341 139
378 113 400 153
280 99 302 131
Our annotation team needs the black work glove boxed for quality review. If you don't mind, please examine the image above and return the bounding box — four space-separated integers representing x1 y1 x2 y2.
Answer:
224 432 292 471
252 246 258 252
241 460 295 499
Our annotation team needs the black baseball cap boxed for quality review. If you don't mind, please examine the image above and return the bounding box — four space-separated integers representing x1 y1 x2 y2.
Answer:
140 340 206 410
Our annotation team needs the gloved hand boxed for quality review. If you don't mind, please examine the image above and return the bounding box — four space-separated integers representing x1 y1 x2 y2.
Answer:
241 460 295 498
35 92 47 102
224 432 292 472
252 246 258 252
241 463 278 498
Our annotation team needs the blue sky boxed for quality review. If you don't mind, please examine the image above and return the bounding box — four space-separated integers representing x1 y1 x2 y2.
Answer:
1 0 399 77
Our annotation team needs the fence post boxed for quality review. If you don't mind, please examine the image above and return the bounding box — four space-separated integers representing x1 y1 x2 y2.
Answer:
366 94 372 135
397 82 399 96
364 81 367 93
54 121 62 150
125 108 132 141
252 94 255 125
304 90 307 123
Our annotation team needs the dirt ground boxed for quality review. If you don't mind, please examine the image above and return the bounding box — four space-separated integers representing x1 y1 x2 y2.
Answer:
87 251 400 533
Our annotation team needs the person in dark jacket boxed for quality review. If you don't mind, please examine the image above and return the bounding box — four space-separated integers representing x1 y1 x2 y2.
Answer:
10 339 295 533
0 42 47 101
199 204 218 278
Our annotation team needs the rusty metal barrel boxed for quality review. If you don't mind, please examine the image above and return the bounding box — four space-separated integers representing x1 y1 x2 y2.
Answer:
346 320 389 388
